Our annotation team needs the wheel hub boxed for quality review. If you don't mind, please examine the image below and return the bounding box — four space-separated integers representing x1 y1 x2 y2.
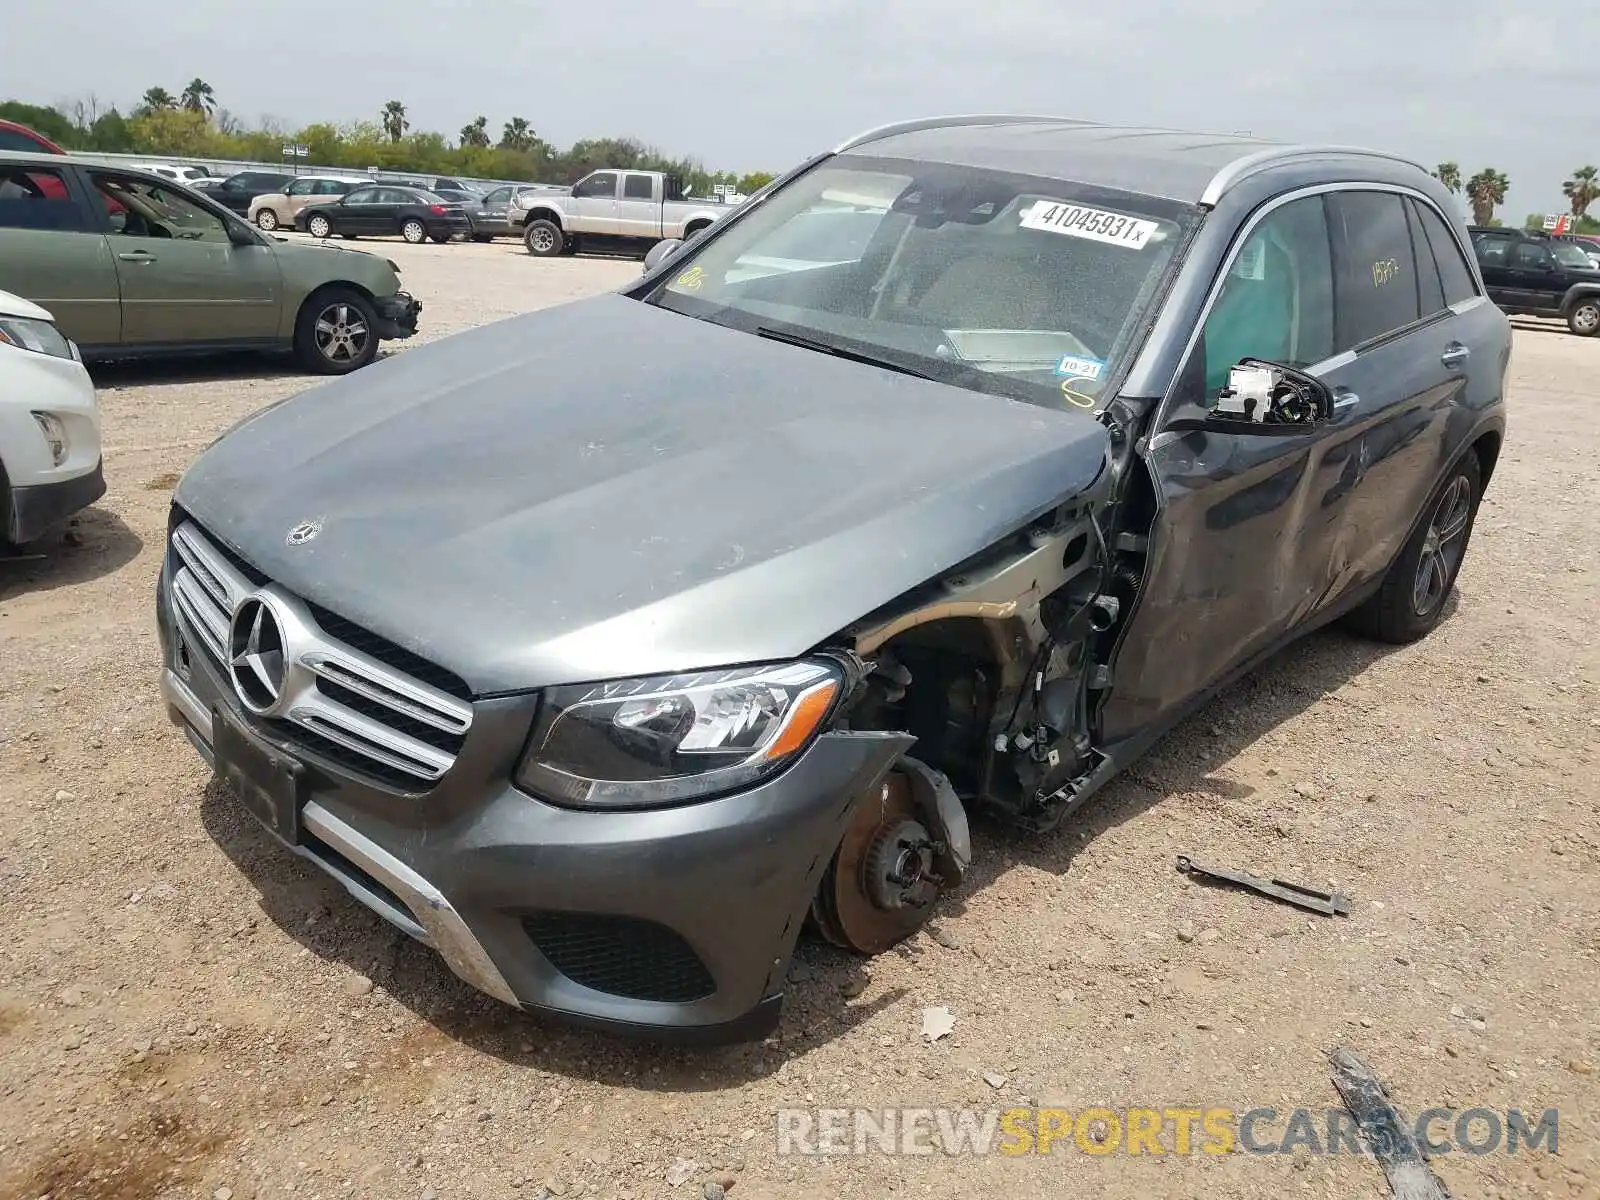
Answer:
811 771 947 953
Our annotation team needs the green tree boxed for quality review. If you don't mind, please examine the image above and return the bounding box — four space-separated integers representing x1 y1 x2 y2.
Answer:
140 86 177 113
180 78 216 117
1432 162 1461 195
381 100 408 143
738 171 775 194
499 116 536 152
87 108 134 152
1464 168 1509 225
1563 166 1599 217
127 108 219 156
459 115 490 148
0 100 78 146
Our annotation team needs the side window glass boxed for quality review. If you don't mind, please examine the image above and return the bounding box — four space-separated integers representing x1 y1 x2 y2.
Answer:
346 188 376 204
624 174 654 200
1512 241 1553 269
484 187 508 205
1197 194 1335 396
1327 191 1422 347
93 175 229 242
286 179 312 196
1413 202 1478 304
1404 199 1446 317
0 167 86 232
1475 236 1509 267
576 172 617 199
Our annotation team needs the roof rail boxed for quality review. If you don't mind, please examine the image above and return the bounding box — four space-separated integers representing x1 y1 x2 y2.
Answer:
1200 144 1426 207
833 114 1101 154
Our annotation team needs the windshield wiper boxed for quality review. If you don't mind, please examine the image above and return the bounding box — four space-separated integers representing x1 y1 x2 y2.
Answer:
755 325 941 382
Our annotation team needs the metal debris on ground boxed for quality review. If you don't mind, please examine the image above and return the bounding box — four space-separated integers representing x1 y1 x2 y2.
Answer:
1175 855 1351 916
1328 1047 1453 1199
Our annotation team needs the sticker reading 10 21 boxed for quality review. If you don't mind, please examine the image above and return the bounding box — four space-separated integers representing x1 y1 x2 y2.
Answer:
1020 200 1159 250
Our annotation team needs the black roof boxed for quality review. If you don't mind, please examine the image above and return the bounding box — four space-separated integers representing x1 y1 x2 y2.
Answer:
838 117 1424 205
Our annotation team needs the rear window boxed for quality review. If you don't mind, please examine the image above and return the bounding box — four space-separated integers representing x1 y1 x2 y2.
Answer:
1327 191 1420 347
0 166 85 232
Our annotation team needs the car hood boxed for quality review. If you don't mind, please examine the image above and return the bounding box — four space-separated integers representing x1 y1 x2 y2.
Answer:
176 294 1109 694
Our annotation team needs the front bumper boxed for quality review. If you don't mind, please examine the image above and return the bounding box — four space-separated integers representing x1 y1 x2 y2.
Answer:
373 292 421 340
8 457 105 544
156 570 907 1042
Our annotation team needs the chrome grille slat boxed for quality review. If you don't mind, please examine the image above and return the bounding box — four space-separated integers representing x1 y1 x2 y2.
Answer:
168 520 472 788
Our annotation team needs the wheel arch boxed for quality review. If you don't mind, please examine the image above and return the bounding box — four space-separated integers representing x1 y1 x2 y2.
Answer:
1470 428 1503 491
524 207 564 229
1561 284 1600 313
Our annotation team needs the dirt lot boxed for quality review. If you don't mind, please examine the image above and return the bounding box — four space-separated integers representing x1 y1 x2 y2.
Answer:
1 237 1597 1200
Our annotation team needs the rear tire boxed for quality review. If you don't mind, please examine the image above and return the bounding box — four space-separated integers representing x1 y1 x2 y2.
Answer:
293 287 380 375
1567 297 1600 336
401 219 427 245
523 219 564 256
430 233 451 244
472 233 494 243
1346 453 1482 644
306 213 332 239
255 208 279 231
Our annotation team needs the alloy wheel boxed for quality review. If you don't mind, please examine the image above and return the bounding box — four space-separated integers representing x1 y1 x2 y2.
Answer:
1573 303 1600 334
313 302 370 366
256 209 278 231
307 215 330 238
530 226 556 253
1412 474 1472 616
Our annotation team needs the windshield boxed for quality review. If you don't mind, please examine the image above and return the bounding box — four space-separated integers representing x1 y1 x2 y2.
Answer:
1553 241 1595 269
645 156 1194 412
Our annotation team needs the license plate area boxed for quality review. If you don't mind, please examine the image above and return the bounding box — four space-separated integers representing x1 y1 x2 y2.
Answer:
213 708 304 844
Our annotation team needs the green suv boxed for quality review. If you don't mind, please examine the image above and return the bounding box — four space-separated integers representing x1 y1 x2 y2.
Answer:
0 151 420 373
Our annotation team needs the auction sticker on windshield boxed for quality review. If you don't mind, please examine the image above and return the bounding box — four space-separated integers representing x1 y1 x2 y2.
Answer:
1020 200 1159 249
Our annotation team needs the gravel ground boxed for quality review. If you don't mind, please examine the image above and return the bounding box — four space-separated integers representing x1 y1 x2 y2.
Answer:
1 238 1596 1200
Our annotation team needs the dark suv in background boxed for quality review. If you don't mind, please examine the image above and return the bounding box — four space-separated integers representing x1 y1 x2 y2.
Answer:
1470 225 1600 335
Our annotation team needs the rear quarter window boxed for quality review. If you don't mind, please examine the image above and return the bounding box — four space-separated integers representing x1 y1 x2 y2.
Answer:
1327 191 1421 347
1410 201 1479 304
0 166 86 232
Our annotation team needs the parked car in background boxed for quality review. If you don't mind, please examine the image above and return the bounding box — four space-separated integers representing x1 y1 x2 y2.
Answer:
0 286 103 547
1553 231 1600 269
508 168 725 257
156 117 1506 1041
0 119 65 154
1470 225 1600 334
472 184 542 239
0 152 421 373
249 176 358 231
297 184 472 244
133 162 212 186
210 170 296 216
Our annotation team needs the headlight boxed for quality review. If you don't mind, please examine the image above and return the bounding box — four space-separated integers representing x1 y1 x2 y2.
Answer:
32 412 68 465
0 317 74 360
515 660 842 809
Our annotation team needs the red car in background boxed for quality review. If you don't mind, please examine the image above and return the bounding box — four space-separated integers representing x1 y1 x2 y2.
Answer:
0 119 69 200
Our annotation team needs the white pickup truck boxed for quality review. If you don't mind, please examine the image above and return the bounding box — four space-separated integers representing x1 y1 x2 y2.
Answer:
508 169 729 258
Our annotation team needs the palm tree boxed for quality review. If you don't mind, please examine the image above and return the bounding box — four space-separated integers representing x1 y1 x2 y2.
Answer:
499 116 535 153
380 100 408 144
140 87 177 113
180 78 216 116
1432 162 1461 195
1465 168 1509 225
459 115 490 148
1563 166 1600 218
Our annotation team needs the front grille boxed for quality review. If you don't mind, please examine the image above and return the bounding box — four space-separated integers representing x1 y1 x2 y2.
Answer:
168 520 473 790
522 913 716 1004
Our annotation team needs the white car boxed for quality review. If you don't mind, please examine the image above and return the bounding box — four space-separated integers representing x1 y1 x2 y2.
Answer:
133 162 211 186
0 288 104 546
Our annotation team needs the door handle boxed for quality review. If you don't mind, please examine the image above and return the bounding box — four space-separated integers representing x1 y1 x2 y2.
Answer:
117 251 156 263
1441 344 1470 370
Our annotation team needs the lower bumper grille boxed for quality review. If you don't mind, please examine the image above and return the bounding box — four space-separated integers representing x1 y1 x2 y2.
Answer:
167 520 472 789
522 913 716 1004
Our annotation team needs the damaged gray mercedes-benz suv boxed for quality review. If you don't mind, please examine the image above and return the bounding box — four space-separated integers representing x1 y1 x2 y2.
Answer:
157 116 1508 1042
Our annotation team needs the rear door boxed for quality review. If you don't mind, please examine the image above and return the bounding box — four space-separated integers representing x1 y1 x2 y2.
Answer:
1471 233 1518 305
569 171 621 234
87 170 281 346
1506 238 1563 310
1314 189 1469 589
0 161 121 347
617 173 660 238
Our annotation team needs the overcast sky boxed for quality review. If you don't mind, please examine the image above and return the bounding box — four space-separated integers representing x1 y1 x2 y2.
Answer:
7 0 1598 217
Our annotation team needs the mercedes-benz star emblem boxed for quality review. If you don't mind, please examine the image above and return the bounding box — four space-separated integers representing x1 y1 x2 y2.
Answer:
229 597 287 713
285 518 323 546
